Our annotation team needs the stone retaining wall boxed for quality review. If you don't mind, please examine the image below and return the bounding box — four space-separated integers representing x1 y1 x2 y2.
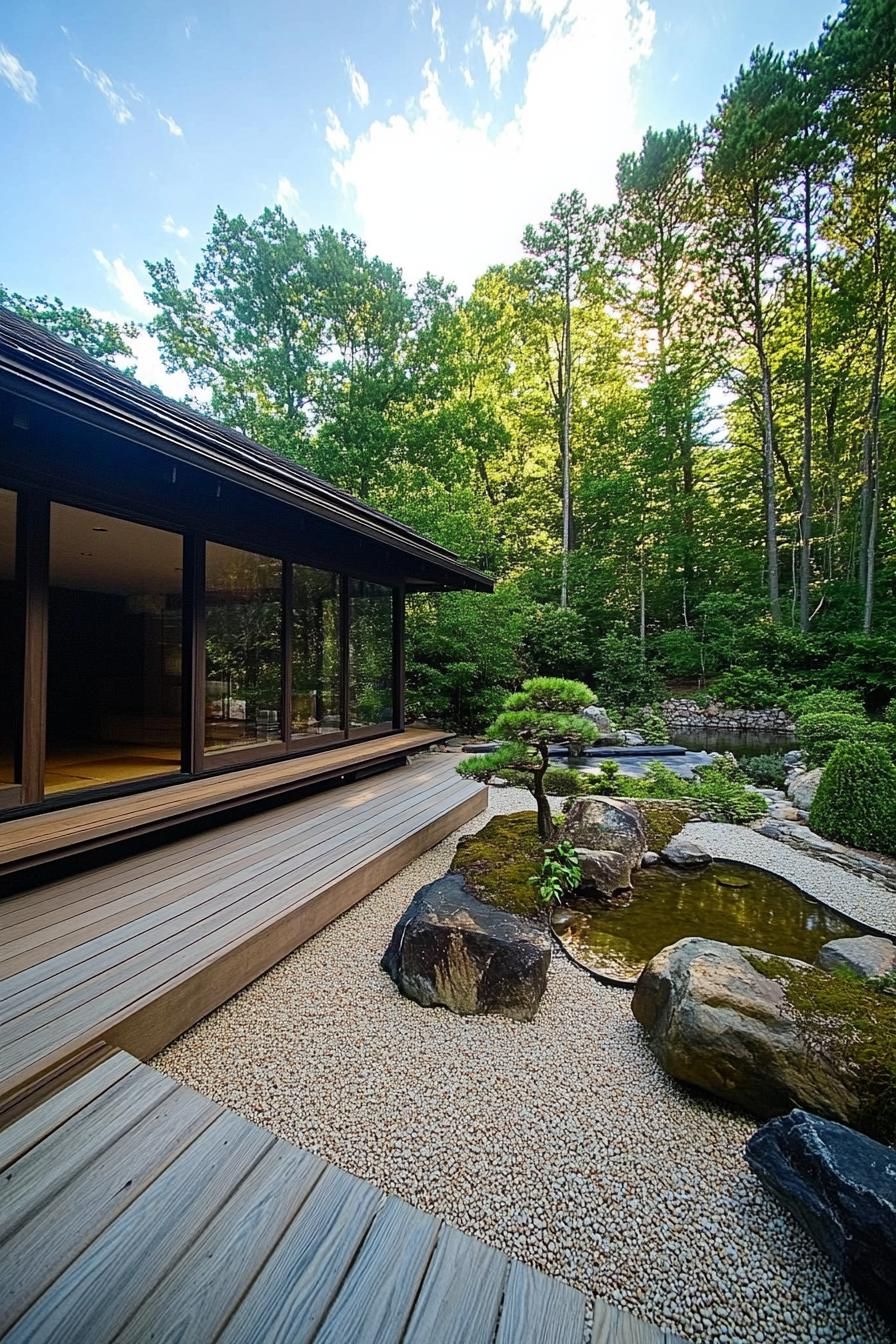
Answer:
661 698 795 733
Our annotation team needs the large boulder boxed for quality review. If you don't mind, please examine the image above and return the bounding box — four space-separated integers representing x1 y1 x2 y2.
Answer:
381 874 551 1022
786 766 823 811
817 934 896 981
746 1110 896 1327
631 938 862 1124
582 704 614 734
562 796 646 862
575 847 636 899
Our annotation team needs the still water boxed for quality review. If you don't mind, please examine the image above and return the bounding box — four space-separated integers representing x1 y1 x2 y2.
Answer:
669 728 796 758
554 859 863 986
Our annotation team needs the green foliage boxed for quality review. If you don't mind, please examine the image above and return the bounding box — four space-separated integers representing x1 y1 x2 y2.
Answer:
787 688 865 718
809 741 896 855
520 605 590 680
627 705 670 744
0 285 137 365
741 753 788 788
653 628 704 680
530 840 582 909
451 813 545 918
710 667 788 709
496 764 589 796
618 760 767 823
593 630 661 712
456 678 598 839
797 710 884 768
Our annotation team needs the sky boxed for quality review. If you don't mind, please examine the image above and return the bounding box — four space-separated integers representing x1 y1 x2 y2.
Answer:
1 0 837 395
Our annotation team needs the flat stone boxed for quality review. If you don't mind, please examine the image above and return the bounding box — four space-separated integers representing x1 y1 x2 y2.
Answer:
817 935 896 981
746 1109 896 1327
660 836 711 867
381 874 551 1022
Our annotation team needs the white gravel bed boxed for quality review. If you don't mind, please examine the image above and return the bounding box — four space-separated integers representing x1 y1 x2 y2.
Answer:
687 820 896 937
156 787 891 1344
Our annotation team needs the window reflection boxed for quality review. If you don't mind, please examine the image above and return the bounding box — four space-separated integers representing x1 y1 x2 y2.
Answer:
348 579 394 733
0 489 18 787
292 565 342 738
205 542 283 752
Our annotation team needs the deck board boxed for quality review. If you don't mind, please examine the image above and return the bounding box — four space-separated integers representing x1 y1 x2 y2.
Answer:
0 728 449 875
0 752 485 1104
0 1052 679 1344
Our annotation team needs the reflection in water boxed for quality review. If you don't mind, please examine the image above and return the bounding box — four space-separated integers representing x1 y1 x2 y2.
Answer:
556 860 864 985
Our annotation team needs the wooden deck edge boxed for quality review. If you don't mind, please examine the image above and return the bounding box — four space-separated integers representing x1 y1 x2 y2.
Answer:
0 783 487 1104
0 1039 118 1131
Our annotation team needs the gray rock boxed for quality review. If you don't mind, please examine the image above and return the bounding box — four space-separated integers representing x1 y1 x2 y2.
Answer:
817 934 896 981
582 704 613 733
631 938 863 1124
660 836 711 867
381 874 551 1022
755 820 782 839
769 804 800 822
641 850 660 867
746 1109 896 1327
783 750 803 766
562 796 647 866
618 730 645 746
786 767 823 811
575 846 636 898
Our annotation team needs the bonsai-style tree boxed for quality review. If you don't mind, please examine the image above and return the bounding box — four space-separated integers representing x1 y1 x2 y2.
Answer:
457 677 598 840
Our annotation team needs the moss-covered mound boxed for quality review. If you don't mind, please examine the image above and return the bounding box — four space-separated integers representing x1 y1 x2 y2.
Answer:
746 953 896 1144
451 813 545 919
633 799 698 851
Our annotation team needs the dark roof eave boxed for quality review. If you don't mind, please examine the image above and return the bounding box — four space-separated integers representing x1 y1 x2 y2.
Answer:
0 309 494 594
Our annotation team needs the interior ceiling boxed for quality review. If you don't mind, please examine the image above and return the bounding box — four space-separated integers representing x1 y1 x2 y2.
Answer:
49 504 183 595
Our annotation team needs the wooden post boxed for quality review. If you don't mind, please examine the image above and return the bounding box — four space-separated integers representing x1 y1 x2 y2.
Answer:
20 491 49 804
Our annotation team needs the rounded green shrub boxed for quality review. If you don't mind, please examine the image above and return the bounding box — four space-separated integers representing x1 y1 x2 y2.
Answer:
741 753 787 788
797 710 878 768
710 668 786 710
788 687 864 719
809 741 896 855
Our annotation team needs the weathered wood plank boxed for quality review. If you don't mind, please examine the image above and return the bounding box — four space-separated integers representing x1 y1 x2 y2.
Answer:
403 1222 509 1344
314 1196 440 1344
113 1141 324 1344
0 1083 218 1333
495 1261 587 1344
217 1164 382 1344
1 1109 274 1344
0 1050 138 1169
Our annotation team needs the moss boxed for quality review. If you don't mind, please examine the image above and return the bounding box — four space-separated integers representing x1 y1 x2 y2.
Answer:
633 799 698 851
451 813 545 919
745 952 896 1143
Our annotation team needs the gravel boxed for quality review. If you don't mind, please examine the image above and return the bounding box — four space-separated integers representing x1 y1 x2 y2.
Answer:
156 786 892 1344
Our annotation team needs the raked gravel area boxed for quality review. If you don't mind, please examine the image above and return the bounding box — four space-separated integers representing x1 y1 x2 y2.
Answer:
156 784 893 1344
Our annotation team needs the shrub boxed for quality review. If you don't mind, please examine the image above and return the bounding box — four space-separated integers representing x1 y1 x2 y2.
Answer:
652 628 703 680
690 767 768 824
499 764 588 796
797 710 881 768
520 604 590 681
623 704 670 744
885 701 896 727
741 753 787 788
593 629 661 712
810 741 896 855
710 667 788 710
787 688 864 719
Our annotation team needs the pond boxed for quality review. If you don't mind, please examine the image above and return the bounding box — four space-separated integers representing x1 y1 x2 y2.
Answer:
669 727 796 758
553 858 865 986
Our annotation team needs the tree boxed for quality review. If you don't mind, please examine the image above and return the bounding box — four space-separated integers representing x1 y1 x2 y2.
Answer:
704 49 795 623
0 285 136 365
456 678 598 839
522 192 604 607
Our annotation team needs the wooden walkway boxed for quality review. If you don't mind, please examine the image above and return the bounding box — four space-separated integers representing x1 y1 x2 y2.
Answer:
0 1049 681 1344
0 728 450 878
0 752 484 1108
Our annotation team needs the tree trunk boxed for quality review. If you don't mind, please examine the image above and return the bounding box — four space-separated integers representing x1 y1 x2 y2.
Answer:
533 745 554 841
862 319 885 632
560 305 572 608
760 359 782 624
799 162 813 633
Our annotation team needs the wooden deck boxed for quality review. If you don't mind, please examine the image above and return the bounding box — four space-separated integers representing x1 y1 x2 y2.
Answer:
0 728 450 878
0 1049 681 1344
0 751 485 1108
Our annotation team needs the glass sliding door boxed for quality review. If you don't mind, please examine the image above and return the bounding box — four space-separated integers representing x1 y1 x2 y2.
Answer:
292 565 342 741
205 542 284 754
46 504 184 794
348 579 394 735
0 488 20 798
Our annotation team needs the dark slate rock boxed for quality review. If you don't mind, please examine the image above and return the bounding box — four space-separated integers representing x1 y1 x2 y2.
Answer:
746 1109 896 1326
381 874 551 1022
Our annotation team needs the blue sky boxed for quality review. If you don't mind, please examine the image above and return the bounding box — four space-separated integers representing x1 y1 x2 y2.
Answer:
2 0 835 392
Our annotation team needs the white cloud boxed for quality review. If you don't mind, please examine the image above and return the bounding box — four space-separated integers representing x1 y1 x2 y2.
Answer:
157 109 183 136
0 44 38 104
480 25 515 95
461 64 474 88
275 176 300 210
162 214 190 238
324 107 349 153
345 57 369 108
73 57 133 124
332 0 655 292
431 2 447 61
93 250 154 319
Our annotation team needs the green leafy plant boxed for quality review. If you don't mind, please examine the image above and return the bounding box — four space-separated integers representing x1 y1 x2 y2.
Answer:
786 688 864 719
623 704 670 744
593 629 661 712
810 741 896 855
797 710 884 768
456 678 598 839
710 667 788 710
741 753 787 788
530 839 582 909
